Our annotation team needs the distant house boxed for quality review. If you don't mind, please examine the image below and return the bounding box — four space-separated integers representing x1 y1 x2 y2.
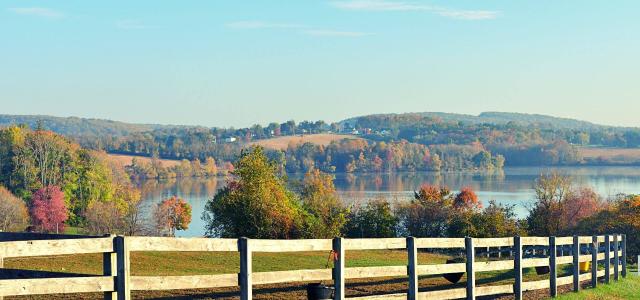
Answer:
224 137 237 143
211 136 217 144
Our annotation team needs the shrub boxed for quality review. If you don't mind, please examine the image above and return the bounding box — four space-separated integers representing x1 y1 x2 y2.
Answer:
344 198 398 238
0 186 29 231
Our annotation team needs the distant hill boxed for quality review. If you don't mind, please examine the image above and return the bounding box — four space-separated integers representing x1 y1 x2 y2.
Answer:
341 111 612 131
0 114 188 137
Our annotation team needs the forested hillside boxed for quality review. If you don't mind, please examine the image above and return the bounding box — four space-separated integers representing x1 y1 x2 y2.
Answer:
2 112 640 172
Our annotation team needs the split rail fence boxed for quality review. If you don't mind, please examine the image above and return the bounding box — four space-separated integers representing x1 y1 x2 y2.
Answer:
0 233 628 300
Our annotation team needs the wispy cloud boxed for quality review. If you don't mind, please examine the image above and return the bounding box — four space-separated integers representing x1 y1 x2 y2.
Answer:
8 7 65 18
115 19 156 30
302 29 372 37
226 20 370 38
225 21 305 29
330 0 500 20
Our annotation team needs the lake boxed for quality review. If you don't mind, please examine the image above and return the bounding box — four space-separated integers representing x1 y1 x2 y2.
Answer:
137 166 640 237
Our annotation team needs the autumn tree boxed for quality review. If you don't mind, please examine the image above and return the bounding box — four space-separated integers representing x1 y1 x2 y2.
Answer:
454 187 482 210
526 172 572 236
203 147 306 238
397 184 453 237
154 196 192 236
204 157 218 176
30 185 68 233
300 168 348 238
343 198 398 238
0 185 29 232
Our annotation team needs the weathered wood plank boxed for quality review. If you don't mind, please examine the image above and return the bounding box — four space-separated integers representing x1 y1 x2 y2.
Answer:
344 266 406 279
522 279 549 291
349 293 406 300
0 276 114 296
555 237 574 245
127 237 237 252
578 237 592 244
556 275 573 285
414 238 465 249
418 288 466 300
522 257 548 268
0 238 113 258
556 256 573 265
415 263 465 276
475 284 513 297
130 274 238 290
250 239 333 252
253 269 331 285
474 260 514 272
474 238 513 248
343 238 406 250
521 237 549 246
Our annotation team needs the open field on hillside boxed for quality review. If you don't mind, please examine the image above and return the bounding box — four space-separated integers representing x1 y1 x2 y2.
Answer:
105 153 182 168
248 133 364 150
579 147 640 164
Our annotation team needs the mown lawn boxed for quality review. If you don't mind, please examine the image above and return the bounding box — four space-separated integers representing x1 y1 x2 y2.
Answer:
552 273 640 300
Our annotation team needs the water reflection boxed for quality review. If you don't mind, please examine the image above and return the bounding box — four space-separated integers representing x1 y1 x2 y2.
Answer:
138 166 640 237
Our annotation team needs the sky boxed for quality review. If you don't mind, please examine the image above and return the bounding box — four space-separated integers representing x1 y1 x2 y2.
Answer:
1 1 639 128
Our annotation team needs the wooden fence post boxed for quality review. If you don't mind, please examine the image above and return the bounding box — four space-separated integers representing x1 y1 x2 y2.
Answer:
115 236 131 300
239 237 252 300
572 235 579 292
465 237 475 300
613 235 619 281
407 237 418 300
333 237 345 300
514 236 522 300
622 234 627 278
604 235 611 284
591 235 598 288
549 236 557 297
103 234 117 300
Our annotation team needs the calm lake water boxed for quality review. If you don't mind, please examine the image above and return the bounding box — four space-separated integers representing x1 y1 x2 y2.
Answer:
137 166 640 237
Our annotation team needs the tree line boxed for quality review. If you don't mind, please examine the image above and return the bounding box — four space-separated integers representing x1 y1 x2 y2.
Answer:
0 125 192 236
203 147 640 261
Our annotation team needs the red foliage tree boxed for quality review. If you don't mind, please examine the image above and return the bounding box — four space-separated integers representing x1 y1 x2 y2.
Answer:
154 196 192 236
454 187 482 210
30 186 68 233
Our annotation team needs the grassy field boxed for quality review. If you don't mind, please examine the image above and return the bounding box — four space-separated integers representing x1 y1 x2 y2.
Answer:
105 153 182 168
248 133 363 150
552 274 640 300
4 249 580 299
579 147 640 164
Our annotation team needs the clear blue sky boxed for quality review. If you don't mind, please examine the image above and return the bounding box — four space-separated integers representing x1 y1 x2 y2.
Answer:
2 1 639 128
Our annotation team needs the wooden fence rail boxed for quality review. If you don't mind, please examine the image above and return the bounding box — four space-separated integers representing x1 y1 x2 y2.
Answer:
0 233 627 300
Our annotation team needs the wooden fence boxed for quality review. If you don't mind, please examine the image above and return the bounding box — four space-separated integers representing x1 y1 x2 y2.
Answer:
0 233 628 300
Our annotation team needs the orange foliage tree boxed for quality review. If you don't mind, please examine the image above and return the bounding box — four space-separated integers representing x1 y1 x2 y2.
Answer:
154 196 192 236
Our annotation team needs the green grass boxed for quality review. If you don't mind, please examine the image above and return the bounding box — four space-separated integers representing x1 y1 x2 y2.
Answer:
553 273 640 300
